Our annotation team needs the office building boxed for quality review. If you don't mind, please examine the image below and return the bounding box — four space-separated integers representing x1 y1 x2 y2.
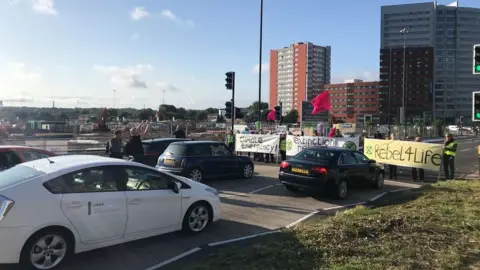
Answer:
269 42 331 119
379 47 435 124
324 80 382 124
381 1 480 124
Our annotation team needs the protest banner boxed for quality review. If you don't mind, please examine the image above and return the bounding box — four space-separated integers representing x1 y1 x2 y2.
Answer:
235 134 280 154
285 135 360 156
363 138 443 171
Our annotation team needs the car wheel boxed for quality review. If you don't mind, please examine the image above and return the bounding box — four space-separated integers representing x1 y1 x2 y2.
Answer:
242 163 254 179
188 168 203 182
373 172 384 189
182 202 211 234
20 230 71 270
334 180 348 199
284 185 299 193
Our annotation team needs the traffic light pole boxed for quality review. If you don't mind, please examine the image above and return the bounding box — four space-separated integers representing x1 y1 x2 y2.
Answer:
231 73 235 132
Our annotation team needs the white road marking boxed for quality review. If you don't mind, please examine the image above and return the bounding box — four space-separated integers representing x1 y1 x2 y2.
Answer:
369 192 389 202
460 147 476 152
143 247 202 270
219 183 282 198
208 230 280 247
285 210 320 228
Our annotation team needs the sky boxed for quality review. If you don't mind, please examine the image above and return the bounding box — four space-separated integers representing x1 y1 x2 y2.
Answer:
1 0 479 110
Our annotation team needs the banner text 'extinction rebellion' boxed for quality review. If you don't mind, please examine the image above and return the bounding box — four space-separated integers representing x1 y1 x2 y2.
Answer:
363 139 443 171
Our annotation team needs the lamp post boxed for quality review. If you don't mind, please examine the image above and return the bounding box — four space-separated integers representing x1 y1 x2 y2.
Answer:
113 89 116 109
257 0 264 123
400 27 409 126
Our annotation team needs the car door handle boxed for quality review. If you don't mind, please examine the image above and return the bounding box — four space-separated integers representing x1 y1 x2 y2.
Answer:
129 199 143 205
66 202 83 209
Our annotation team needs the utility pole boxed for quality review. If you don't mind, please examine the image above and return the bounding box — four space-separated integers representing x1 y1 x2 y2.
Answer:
113 89 116 109
257 0 264 123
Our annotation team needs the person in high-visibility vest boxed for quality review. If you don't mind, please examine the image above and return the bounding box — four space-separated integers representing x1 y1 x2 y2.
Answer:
279 134 287 161
443 133 457 180
226 130 235 151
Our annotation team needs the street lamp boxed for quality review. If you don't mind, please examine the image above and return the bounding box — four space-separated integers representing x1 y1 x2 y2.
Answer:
400 27 409 126
257 0 264 123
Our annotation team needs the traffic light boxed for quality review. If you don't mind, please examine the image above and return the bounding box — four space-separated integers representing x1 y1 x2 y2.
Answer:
473 92 480 121
225 101 232 119
274 105 281 121
474 45 480 74
235 107 243 119
225 72 235 90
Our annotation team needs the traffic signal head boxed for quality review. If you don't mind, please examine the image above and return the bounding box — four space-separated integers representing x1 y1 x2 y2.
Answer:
473 92 480 121
274 105 281 121
225 101 232 119
235 107 243 119
474 45 480 74
225 72 235 90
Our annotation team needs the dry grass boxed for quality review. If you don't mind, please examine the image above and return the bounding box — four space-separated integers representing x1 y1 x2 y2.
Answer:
176 180 480 270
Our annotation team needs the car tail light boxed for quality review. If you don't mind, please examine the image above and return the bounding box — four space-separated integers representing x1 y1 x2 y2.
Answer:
312 167 327 174
174 159 184 168
280 161 289 169
0 195 15 222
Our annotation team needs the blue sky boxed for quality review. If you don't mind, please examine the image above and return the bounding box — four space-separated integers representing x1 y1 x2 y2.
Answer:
1 0 479 109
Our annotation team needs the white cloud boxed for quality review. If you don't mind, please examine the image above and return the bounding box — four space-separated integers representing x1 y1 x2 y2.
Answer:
7 62 42 81
93 64 153 89
253 63 269 73
131 7 149 20
331 70 380 84
160 9 195 28
32 0 57 15
131 33 140 41
156 82 180 92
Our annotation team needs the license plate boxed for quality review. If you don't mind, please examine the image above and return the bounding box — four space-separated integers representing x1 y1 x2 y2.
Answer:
291 167 309 174
164 159 174 165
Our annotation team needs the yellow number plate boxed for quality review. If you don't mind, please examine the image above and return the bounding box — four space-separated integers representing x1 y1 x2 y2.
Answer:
291 167 309 174
164 159 174 165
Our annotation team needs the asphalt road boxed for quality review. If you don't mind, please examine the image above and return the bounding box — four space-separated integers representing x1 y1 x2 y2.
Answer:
30 165 417 270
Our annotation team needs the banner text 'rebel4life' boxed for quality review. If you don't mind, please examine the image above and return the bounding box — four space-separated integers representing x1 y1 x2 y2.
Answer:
235 134 280 154
363 139 443 171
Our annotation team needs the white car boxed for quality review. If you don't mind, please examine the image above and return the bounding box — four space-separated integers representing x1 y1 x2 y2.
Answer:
0 155 221 270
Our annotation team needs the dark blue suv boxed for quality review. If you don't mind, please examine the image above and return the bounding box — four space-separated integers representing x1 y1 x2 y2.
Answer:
156 141 254 182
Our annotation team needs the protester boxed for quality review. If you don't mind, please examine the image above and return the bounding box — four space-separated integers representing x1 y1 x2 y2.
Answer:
226 130 235 151
374 130 382 139
264 131 274 163
173 125 186 138
335 129 343 138
313 130 319 136
443 133 457 180
388 133 397 179
412 135 425 182
124 121 150 163
279 134 287 161
105 130 123 159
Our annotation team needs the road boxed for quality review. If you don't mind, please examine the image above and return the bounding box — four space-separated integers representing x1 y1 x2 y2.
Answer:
41 166 418 270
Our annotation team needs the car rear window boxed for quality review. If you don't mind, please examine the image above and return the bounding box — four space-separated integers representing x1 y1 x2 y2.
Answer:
0 165 45 190
293 149 337 164
142 142 166 154
163 144 188 156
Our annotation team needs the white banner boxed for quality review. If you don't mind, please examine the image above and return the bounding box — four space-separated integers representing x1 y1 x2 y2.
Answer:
235 134 280 154
285 136 360 156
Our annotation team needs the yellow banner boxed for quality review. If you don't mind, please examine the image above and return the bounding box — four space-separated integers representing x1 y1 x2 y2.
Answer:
363 139 443 171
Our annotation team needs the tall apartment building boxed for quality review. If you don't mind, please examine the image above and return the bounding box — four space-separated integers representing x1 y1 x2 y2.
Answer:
381 1 480 124
269 42 331 119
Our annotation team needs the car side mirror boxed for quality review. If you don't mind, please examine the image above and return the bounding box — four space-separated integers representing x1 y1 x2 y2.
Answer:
172 181 182 193
368 159 376 164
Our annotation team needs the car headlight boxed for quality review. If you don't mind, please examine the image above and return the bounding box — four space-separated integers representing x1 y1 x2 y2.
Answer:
205 187 219 196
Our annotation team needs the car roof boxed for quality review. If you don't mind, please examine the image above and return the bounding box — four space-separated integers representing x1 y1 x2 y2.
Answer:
142 138 190 144
20 155 131 174
170 140 222 145
0 145 50 151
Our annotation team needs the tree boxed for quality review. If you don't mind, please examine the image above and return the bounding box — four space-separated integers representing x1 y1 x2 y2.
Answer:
216 115 225 123
138 109 155 120
119 111 132 119
197 111 208 121
108 108 118 117
205 107 217 114
283 110 299 124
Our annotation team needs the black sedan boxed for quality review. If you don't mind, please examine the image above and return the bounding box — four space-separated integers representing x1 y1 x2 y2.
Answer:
278 147 385 199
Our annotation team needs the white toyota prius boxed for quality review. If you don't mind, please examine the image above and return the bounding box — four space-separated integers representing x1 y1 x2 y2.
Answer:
0 155 222 270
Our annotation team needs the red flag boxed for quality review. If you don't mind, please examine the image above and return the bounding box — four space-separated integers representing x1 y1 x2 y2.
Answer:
267 110 276 121
328 127 336 138
311 91 331 114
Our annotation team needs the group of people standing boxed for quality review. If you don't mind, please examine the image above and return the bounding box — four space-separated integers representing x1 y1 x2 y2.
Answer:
105 121 150 162
376 131 457 182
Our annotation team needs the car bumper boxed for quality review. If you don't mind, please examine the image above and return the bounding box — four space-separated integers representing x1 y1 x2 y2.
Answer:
210 196 222 222
278 171 327 190
0 226 32 264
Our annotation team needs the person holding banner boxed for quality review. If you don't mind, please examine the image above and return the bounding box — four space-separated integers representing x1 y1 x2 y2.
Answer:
226 130 235 151
443 133 457 180
412 135 425 181
388 133 398 179
279 134 287 161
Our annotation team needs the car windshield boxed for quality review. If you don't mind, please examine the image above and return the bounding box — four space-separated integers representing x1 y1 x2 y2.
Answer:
293 148 337 164
0 165 45 190
163 144 188 156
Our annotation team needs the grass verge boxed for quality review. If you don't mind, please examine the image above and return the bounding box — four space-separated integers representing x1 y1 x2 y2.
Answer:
173 181 480 270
